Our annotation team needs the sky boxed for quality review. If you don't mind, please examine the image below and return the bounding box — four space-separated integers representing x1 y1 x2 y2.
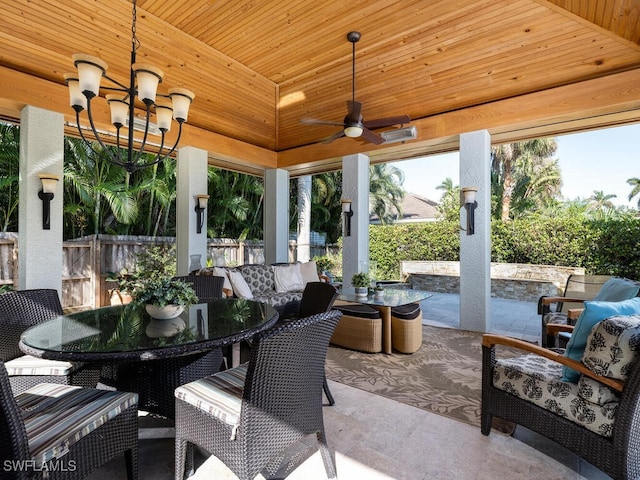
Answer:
389 123 640 209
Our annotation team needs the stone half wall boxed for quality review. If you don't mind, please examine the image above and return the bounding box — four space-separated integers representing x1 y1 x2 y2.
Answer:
401 261 585 303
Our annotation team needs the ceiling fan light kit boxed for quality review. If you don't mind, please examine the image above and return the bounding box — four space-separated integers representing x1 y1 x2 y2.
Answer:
302 31 412 145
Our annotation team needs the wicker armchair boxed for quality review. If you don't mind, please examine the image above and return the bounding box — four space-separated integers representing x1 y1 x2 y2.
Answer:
0 359 139 480
0 289 97 394
539 275 640 348
481 320 640 480
175 310 342 480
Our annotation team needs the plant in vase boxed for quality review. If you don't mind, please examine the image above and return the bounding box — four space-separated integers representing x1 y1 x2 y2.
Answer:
351 272 371 296
133 277 198 320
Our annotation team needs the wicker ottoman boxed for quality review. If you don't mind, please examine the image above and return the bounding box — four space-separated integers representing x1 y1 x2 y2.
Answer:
391 303 423 353
331 304 382 353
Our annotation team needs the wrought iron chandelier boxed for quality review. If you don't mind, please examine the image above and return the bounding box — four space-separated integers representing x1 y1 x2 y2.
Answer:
65 0 195 173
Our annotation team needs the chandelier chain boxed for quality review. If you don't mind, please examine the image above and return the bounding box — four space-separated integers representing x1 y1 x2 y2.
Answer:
131 0 141 53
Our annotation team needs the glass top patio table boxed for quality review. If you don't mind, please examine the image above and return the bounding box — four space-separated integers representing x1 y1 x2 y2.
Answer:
338 287 432 307
338 287 432 354
19 298 278 362
18 298 279 418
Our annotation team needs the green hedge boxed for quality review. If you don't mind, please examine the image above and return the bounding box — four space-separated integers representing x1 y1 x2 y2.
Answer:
370 217 640 281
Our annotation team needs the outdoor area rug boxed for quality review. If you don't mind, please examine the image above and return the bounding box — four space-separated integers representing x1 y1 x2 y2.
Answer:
325 324 518 432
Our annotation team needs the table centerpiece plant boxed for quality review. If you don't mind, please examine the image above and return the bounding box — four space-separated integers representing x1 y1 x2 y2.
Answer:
351 272 371 297
132 277 198 320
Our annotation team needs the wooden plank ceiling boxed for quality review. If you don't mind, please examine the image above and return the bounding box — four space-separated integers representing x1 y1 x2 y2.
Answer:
1 0 640 173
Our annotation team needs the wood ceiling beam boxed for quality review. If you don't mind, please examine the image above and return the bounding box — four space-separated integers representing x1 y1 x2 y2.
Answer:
277 68 640 175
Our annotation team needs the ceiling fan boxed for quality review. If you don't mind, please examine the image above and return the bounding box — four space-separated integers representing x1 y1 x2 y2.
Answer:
302 31 411 145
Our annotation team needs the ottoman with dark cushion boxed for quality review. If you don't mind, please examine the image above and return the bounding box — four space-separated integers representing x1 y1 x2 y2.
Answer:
331 304 382 353
391 303 423 353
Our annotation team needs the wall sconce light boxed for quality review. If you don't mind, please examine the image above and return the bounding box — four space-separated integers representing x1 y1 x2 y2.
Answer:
461 187 478 235
194 194 210 234
341 198 353 237
38 174 60 230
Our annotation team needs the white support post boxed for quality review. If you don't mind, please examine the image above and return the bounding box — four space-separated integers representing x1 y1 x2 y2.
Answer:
18 106 64 294
459 130 492 332
264 169 289 265
176 146 209 275
341 153 370 290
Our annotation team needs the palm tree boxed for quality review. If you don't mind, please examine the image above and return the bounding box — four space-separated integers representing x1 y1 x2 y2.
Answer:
587 190 617 211
627 177 640 208
435 177 460 221
0 123 20 232
63 139 138 237
296 175 312 262
369 163 405 224
491 138 560 220
207 168 264 239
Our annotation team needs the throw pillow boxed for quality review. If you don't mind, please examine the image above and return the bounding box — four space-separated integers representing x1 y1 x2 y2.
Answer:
211 267 233 296
593 277 640 302
581 314 640 381
227 270 253 299
273 264 305 293
562 297 640 382
299 261 320 284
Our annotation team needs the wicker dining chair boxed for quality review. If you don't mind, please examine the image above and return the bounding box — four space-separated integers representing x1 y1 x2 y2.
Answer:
0 289 97 394
173 275 225 303
175 310 342 480
0 359 139 480
279 281 339 405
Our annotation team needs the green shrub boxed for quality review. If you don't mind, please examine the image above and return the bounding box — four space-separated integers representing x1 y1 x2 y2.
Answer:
368 216 640 280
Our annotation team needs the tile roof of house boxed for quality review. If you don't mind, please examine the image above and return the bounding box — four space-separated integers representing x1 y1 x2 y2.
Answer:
370 193 440 224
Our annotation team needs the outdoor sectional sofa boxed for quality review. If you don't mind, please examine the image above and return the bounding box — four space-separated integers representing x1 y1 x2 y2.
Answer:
196 261 321 315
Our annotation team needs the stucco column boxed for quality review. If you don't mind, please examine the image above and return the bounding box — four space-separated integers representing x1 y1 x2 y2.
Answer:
18 106 64 293
341 153 370 289
176 146 209 275
459 130 492 332
264 169 289 264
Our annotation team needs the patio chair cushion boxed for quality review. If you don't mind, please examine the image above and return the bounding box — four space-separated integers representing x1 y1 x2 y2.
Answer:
493 354 617 437
175 363 248 427
17 383 138 466
5 355 79 376
562 297 640 382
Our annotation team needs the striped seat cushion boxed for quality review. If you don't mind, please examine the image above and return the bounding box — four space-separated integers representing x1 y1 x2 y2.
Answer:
16 383 138 466
175 363 247 426
6 355 79 376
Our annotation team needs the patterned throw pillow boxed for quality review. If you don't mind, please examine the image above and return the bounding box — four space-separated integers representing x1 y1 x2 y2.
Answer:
581 314 640 381
562 297 640 382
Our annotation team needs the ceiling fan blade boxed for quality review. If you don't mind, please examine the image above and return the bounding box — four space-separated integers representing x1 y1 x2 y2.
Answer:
321 130 346 144
301 118 346 127
361 128 385 145
363 114 411 130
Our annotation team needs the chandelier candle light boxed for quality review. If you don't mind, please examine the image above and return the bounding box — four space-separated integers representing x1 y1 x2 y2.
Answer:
65 0 195 173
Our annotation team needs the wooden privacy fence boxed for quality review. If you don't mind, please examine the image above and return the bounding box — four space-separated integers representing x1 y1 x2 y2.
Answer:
0 233 338 310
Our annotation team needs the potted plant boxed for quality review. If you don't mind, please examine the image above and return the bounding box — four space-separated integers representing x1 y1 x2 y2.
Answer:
351 272 371 296
374 284 385 300
133 277 198 320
